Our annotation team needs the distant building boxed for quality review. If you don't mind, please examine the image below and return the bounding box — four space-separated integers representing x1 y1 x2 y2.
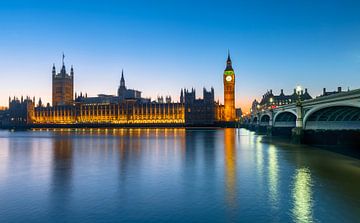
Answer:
75 93 119 104
1 96 34 128
252 88 312 112
236 108 242 120
117 70 142 101
165 96 172 103
52 54 74 106
157 96 164 103
319 87 348 97
183 87 217 126
0 110 6 128
76 70 149 104
1 53 236 128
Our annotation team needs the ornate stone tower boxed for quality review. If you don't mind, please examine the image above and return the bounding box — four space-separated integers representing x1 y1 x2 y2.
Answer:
52 54 74 106
223 52 235 121
118 69 127 101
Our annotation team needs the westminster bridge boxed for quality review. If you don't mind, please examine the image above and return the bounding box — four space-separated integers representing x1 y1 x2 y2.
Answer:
244 88 360 146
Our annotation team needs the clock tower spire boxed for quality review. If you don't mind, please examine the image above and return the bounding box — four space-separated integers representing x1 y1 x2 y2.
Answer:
223 51 236 122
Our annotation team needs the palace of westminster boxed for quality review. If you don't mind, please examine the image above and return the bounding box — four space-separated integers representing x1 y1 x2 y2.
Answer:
1 54 239 128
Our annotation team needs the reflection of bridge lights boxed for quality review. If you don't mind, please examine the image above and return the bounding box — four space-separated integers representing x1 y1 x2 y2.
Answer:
256 136 262 144
292 167 313 223
268 145 278 207
255 141 263 177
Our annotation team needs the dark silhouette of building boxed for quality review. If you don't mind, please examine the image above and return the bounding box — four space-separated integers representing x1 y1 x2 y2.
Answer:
117 69 142 101
0 108 7 128
236 108 242 120
76 70 147 104
252 88 312 112
1 96 34 128
319 87 348 98
184 87 216 126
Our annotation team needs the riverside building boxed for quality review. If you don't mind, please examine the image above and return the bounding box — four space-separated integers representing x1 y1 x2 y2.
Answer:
2 54 237 128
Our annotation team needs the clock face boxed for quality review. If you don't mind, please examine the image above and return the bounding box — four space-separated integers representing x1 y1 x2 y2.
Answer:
226 75 232 82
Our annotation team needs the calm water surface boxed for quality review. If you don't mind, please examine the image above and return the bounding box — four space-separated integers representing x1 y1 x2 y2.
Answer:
0 128 359 222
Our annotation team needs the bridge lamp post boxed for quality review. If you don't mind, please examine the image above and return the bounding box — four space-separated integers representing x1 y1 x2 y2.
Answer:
296 85 302 106
256 104 261 124
269 97 274 125
291 85 305 143
295 85 303 128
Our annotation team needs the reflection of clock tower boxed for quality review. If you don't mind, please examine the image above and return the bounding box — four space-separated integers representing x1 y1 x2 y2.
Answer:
223 52 235 122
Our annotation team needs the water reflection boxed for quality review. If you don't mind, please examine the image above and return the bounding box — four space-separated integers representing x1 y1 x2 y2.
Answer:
0 129 359 222
292 167 314 223
268 145 279 207
224 129 237 209
255 137 264 184
0 139 9 181
49 134 73 213
117 131 129 183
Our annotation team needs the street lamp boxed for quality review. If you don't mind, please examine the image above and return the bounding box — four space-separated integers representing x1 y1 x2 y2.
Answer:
296 85 302 106
294 85 304 131
269 97 274 109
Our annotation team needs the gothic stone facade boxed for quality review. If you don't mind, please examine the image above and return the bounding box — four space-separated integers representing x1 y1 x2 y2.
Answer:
3 55 236 128
52 61 74 106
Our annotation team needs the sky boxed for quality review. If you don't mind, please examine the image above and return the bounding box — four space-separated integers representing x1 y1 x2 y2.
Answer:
0 0 360 112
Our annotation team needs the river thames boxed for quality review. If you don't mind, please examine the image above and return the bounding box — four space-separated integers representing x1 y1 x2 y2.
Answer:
0 128 359 222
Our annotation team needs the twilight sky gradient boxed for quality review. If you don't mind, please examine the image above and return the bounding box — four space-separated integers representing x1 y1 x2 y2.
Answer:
1 0 360 111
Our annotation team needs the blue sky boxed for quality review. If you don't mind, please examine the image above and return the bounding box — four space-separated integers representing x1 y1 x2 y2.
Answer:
1 0 360 111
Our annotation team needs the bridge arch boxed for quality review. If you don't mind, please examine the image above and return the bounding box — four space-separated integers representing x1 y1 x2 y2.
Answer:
273 109 297 122
273 111 297 127
260 113 271 126
251 116 258 124
304 104 360 130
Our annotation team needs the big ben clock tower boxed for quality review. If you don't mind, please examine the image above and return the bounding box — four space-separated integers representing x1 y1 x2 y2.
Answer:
223 52 236 122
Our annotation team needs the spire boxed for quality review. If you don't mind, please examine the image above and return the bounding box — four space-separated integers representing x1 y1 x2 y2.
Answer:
38 97 42 107
225 50 233 71
60 53 66 75
120 69 125 87
52 63 56 76
70 65 74 76
180 88 184 103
